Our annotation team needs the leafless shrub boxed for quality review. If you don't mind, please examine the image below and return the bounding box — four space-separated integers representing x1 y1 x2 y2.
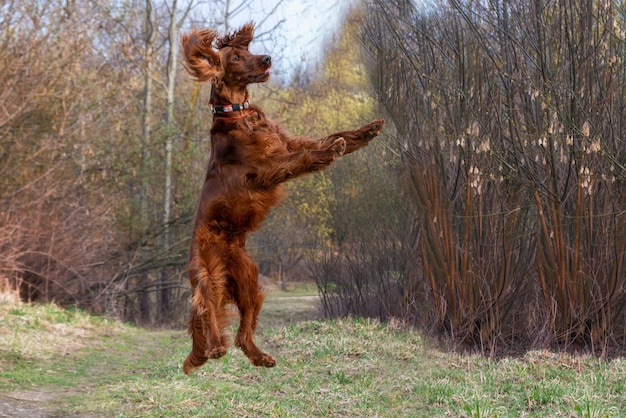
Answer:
362 0 626 354
314 225 411 321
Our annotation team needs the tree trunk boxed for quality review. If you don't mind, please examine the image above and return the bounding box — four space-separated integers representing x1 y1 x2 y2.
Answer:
139 0 156 324
158 0 178 322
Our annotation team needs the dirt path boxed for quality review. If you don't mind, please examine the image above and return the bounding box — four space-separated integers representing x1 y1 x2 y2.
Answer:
0 387 89 418
0 292 320 417
0 390 73 418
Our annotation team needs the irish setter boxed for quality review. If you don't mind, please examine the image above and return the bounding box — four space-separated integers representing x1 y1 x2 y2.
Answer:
180 22 384 373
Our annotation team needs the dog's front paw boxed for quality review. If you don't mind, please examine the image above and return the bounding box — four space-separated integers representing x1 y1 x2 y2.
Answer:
361 118 385 141
331 137 346 157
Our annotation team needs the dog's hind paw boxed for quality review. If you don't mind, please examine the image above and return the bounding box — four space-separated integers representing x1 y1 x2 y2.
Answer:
207 346 228 359
183 361 196 375
251 353 276 367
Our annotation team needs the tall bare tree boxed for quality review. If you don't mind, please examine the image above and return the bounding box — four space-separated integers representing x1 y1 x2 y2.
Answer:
158 0 195 321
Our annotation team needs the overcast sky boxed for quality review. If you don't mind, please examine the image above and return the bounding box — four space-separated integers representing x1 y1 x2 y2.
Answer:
204 0 356 80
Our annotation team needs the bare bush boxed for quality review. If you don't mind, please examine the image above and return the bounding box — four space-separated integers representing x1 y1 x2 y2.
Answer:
362 0 626 354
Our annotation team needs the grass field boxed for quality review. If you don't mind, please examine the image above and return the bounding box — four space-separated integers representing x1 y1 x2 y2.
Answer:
1 286 625 417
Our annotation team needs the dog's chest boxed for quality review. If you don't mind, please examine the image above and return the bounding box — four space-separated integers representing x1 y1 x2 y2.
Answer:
243 123 284 157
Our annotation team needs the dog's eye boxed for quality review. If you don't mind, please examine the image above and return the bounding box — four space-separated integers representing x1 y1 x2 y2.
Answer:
233 55 240 61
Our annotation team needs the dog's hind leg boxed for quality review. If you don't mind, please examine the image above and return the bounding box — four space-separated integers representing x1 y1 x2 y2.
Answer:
183 249 229 374
231 247 276 367
183 305 209 374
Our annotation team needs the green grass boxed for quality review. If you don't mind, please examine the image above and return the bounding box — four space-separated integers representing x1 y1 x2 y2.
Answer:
261 281 319 327
1 295 626 417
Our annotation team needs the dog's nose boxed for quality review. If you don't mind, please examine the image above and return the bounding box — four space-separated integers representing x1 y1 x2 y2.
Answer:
262 55 272 65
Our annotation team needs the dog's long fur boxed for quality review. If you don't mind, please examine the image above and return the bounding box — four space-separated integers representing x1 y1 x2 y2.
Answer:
180 22 384 373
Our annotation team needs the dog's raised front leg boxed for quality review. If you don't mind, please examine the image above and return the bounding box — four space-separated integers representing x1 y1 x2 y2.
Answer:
254 137 346 187
319 118 385 155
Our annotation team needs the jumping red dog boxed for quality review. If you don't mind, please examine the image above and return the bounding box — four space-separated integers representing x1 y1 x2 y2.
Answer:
180 22 384 372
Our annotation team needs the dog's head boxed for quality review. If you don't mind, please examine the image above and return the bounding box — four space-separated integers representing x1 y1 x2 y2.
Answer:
181 23 272 89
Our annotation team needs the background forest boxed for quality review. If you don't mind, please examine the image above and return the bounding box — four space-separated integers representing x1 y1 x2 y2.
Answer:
1 0 625 357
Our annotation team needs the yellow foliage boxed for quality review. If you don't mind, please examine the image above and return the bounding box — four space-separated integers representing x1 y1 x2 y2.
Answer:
256 6 388 245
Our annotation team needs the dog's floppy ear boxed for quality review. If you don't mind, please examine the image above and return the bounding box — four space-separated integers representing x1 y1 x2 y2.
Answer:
216 22 254 49
180 29 223 82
